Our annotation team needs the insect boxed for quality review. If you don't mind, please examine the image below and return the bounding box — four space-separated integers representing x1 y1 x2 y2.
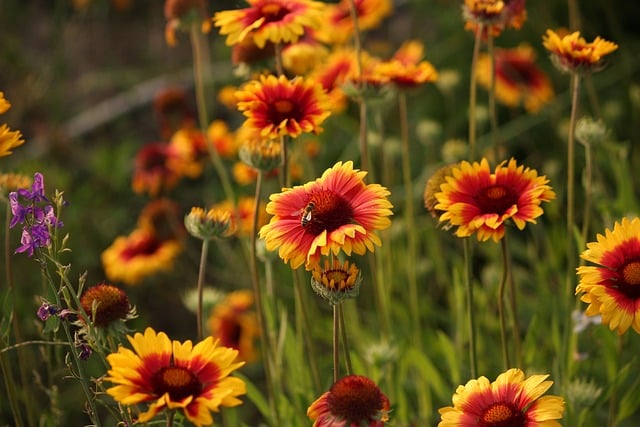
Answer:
301 202 315 227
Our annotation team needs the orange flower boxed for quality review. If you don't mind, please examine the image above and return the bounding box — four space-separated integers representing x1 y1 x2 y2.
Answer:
476 44 554 113
213 0 325 49
577 217 640 335
212 197 268 237
316 0 393 45
208 290 259 362
463 0 526 36
259 161 393 269
235 74 331 139
101 228 182 285
106 328 245 425
375 41 438 89
435 158 555 242
132 143 183 196
543 29 618 74
438 368 564 427
308 375 390 426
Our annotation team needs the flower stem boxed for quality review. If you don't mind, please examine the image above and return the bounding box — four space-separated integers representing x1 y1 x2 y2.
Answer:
338 303 353 375
563 73 581 383
249 171 279 423
189 24 234 202
463 238 477 378
196 239 210 341
333 304 340 383
166 410 175 427
580 141 592 251
468 25 483 161
0 352 24 427
498 235 511 370
487 31 500 159
399 92 421 348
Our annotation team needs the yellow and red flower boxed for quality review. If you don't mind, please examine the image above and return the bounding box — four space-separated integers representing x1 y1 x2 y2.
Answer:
543 29 618 74
308 375 390 426
281 29 329 75
375 40 438 89
213 0 325 49
106 327 245 426
576 217 640 335
435 158 555 242
0 92 25 158
476 44 554 113
208 290 259 362
132 142 184 196
101 228 182 285
316 0 393 45
438 368 564 427
235 74 331 139
463 0 526 36
259 161 393 269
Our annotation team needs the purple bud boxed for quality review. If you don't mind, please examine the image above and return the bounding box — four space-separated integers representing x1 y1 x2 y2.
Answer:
77 343 92 361
37 302 59 321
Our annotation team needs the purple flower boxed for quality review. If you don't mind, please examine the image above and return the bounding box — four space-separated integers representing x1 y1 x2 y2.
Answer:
77 343 92 361
37 302 60 321
9 173 63 257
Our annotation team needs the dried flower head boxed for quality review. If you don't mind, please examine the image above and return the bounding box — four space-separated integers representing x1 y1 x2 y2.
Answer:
80 283 132 328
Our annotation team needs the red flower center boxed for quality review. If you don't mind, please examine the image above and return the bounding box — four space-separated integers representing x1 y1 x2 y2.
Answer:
476 184 518 215
120 235 162 260
301 190 355 235
268 98 301 126
480 402 524 427
151 366 202 401
622 261 640 286
327 376 386 423
260 3 290 23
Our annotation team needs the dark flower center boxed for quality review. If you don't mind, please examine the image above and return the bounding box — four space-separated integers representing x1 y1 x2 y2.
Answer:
479 402 524 427
324 269 350 290
139 145 170 171
80 284 130 328
120 235 162 260
220 317 243 348
269 98 301 126
327 376 385 422
476 185 518 215
499 56 539 87
151 366 202 401
301 190 355 235
617 260 640 300
260 3 290 23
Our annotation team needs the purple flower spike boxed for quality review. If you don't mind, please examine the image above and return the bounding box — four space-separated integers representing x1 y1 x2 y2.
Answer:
77 343 92 361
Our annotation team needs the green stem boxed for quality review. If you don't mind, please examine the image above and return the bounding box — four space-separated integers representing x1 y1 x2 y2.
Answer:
189 24 234 202
506 250 522 367
580 141 592 251
333 304 340 383
563 73 581 383
196 239 210 341
293 270 321 391
607 335 623 427
249 171 278 423
463 239 477 377
487 31 500 159
166 410 175 427
0 351 24 427
468 25 483 162
338 303 353 375
498 236 511 370
398 92 421 347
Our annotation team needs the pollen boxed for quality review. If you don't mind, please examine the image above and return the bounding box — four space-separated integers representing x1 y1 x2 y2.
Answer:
274 99 295 114
622 261 640 286
481 403 517 424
